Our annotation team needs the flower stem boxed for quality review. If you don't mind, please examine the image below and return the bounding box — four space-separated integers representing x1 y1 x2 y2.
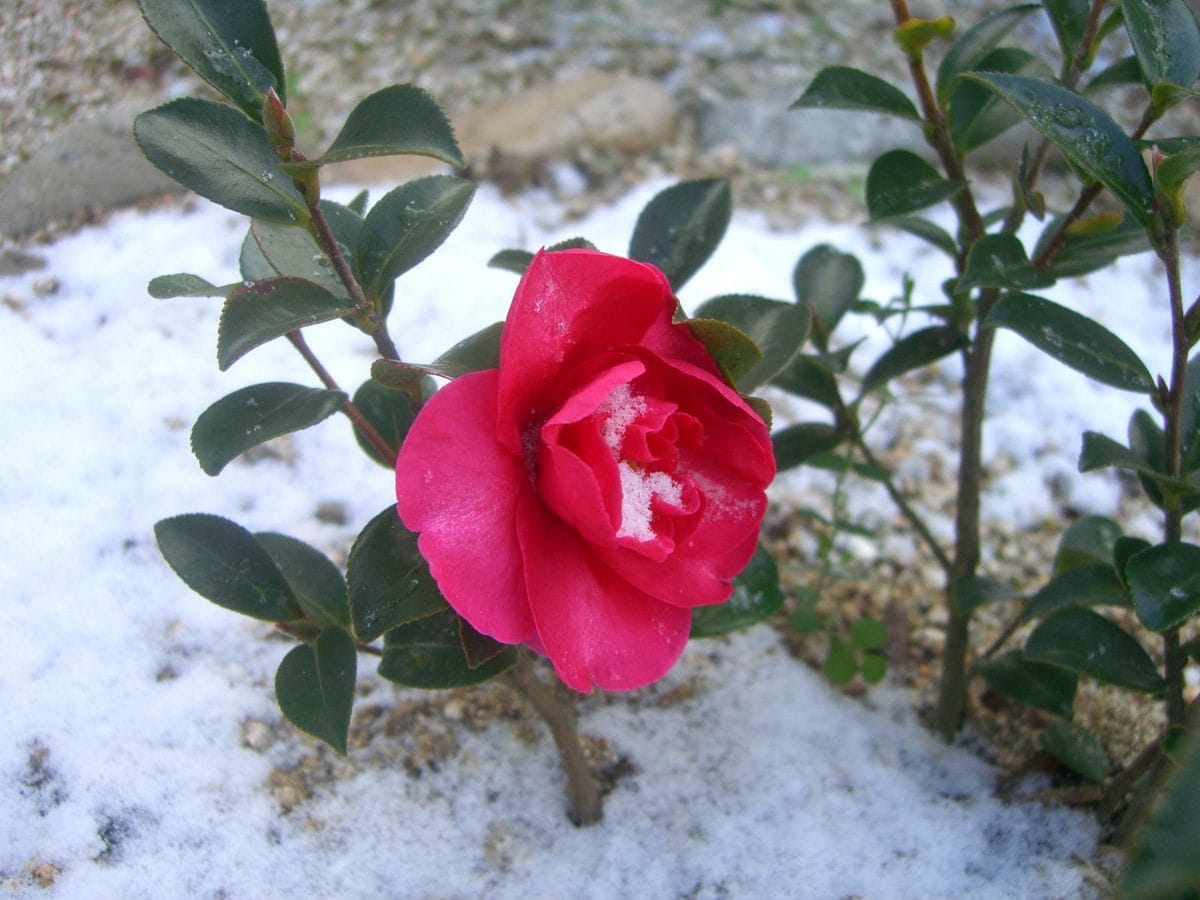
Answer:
286 330 398 466
507 652 603 826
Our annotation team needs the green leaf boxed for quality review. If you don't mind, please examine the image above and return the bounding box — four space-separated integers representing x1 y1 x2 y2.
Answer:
792 244 864 350
458 618 510 669
1127 408 1200 510
628 178 731 291
356 175 475 302
886 216 958 258
1155 145 1200 226
685 318 762 388
1036 213 1150 278
134 98 308 225
350 379 421 467
690 544 784 637
346 505 446 642
935 4 1040 105
378 606 517 688
823 637 858 685
255 532 350 630
1115 535 1153 584
148 273 232 299
952 574 1023 616
317 84 463 167
978 650 1077 717
217 277 354 370
691 294 810 392
850 617 888 650
250 219 349 300
1025 607 1166 693
1183 355 1200 468
790 65 920 120
1040 720 1111 783
274 628 356 754
949 47 1054 154
861 652 888 685
487 249 535 275
432 321 503 376
960 234 1056 290
1121 0 1200 90
1079 429 1161 477
771 354 841 409
137 0 284 121
1043 0 1092 60
866 150 965 221
1054 514 1124 574
190 382 346 475
859 325 967 396
154 513 301 622
1126 541 1200 631
1022 563 1131 620
962 73 1155 225
986 292 1155 392
773 422 843 471
1085 56 1146 93
1120 726 1200 900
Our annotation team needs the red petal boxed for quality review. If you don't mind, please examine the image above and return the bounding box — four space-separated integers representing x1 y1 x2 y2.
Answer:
395 370 538 647
516 492 692 692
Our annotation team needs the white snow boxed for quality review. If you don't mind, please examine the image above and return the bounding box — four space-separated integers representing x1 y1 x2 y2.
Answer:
6 177 1177 896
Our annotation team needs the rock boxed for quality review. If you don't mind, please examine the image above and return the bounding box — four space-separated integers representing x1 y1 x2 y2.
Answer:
0 102 176 238
329 70 678 186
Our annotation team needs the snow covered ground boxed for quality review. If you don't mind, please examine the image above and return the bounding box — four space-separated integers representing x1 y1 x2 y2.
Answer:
3 179 1183 897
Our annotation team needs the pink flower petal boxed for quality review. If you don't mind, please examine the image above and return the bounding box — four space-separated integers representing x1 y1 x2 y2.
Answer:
516 492 692 692
395 370 538 647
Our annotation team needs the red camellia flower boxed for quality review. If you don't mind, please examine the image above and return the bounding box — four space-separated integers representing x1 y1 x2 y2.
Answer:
395 249 775 691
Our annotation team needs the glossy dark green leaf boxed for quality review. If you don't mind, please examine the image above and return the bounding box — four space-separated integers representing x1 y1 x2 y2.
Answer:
459 618 510 669
250 219 349 299
350 379 419 467
963 73 1154 225
432 321 503 376
792 244 864 350
952 574 1023 615
986 292 1154 392
1043 0 1092 59
1115 535 1153 584
255 532 350 630
690 544 784 637
355 175 474 302
804 452 890 483
773 422 842 471
1120 726 1200 900
1155 145 1200 225
1085 56 1145 93
378 606 517 688
1126 541 1200 631
1130 408 1169 507
486 238 596 276
1022 563 1130 620
317 84 462 167
692 294 810 392
217 277 354 370
1025 607 1166 693
191 382 346 475
886 217 958 258
138 0 284 121
154 513 301 622
771 354 841 409
346 505 446 642
1040 720 1111 783
685 318 762 388
275 627 356 754
1079 429 1156 478
790 65 920 120
148 273 233 298
979 650 1078 717
628 178 731 291
866 150 965 221
949 47 1053 153
239 229 274 281
134 98 308 225
1036 213 1151 278
935 4 1040 105
1054 514 1124 574
859 326 967 396
960 234 1056 290
1121 0 1200 90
